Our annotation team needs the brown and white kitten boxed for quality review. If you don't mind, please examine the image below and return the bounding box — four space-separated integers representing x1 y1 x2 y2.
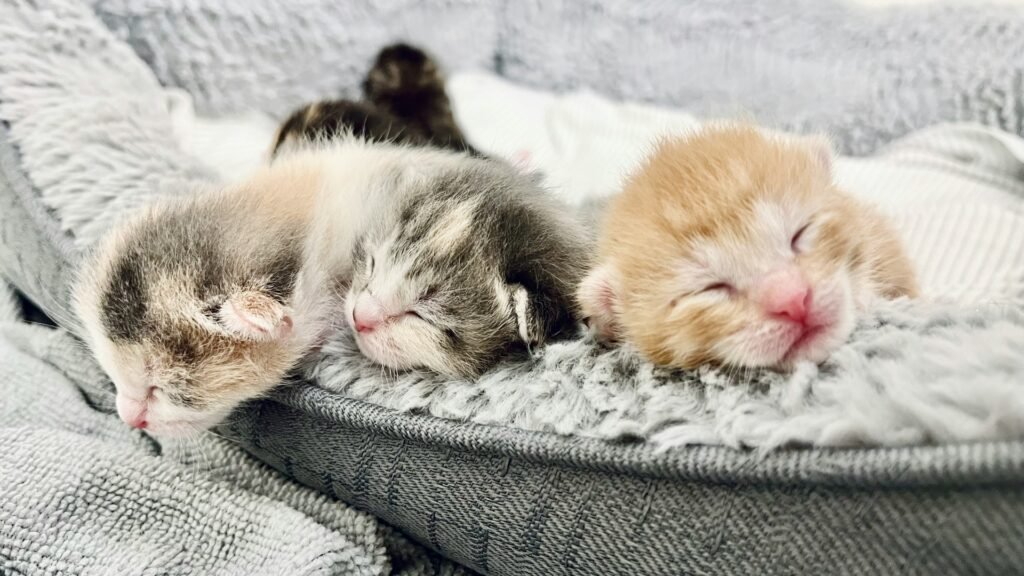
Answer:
578 124 917 370
272 43 477 156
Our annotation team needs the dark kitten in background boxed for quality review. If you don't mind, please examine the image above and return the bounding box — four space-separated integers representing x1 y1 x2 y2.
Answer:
272 44 477 156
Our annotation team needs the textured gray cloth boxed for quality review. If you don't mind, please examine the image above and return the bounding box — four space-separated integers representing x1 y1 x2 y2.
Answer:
226 388 1024 576
93 0 1024 156
3 0 1024 574
312 295 1024 451
0 322 469 576
500 0 1024 155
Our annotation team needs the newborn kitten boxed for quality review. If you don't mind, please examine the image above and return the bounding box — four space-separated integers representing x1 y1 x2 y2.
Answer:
578 124 917 370
303 139 588 377
76 138 587 435
272 43 476 156
75 157 335 436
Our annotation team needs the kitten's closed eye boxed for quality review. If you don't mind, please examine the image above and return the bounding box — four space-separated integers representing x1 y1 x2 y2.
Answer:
700 282 732 294
405 287 440 322
791 223 810 252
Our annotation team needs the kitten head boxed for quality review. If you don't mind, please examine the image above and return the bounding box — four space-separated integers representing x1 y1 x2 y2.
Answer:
344 161 587 377
580 124 913 370
75 189 322 436
362 43 444 100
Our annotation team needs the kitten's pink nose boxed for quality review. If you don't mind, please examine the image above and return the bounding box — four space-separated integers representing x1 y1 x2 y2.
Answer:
352 293 387 333
116 392 149 430
761 269 812 324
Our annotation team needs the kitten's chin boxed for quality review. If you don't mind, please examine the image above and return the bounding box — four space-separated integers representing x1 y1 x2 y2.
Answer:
143 413 229 437
778 325 837 368
355 330 476 378
354 330 423 375
776 309 855 370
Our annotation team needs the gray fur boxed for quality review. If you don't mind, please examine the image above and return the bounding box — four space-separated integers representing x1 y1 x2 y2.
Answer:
78 186 315 414
78 138 589 426
99 193 304 341
349 156 589 376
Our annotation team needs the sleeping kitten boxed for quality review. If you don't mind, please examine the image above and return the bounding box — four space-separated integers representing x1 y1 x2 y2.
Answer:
76 137 587 436
578 124 917 370
272 43 476 156
304 139 587 377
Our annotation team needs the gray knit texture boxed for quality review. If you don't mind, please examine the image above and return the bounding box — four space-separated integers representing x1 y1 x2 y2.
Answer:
2 0 1024 574
0 322 471 576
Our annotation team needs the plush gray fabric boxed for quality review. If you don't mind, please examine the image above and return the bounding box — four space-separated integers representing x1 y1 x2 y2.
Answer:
3 0 1024 574
0 321 468 576
312 295 1024 451
501 0 1024 155
0 278 17 322
93 0 1024 156
91 0 501 118
225 386 1024 576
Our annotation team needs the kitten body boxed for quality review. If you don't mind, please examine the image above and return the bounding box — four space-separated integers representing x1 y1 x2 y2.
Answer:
77 138 588 436
579 124 917 370
273 43 476 156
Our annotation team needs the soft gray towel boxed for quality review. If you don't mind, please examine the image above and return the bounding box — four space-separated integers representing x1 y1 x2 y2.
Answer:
0 322 466 576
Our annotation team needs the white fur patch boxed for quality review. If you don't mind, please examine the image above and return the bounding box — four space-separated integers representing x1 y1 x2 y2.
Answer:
493 278 511 312
425 198 480 252
688 200 810 291
511 285 532 344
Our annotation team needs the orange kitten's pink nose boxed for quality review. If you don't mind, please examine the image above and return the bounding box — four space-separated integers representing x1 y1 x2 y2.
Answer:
761 270 812 324
353 293 387 333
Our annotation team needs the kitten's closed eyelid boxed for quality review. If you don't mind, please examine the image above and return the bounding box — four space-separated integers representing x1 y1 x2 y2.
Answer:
670 282 732 309
791 223 811 251
700 282 733 294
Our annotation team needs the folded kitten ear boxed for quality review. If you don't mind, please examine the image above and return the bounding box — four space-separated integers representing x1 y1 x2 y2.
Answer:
802 134 835 173
504 282 578 349
218 291 293 341
509 284 545 348
577 263 623 342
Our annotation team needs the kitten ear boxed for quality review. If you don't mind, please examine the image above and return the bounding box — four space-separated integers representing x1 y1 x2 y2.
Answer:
505 281 579 349
577 264 623 342
801 134 835 173
509 284 545 347
218 291 293 341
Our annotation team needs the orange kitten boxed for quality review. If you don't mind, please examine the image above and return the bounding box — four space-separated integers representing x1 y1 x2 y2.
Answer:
578 124 917 370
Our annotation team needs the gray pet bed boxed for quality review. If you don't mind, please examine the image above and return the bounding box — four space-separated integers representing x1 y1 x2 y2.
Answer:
3 1 1024 574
